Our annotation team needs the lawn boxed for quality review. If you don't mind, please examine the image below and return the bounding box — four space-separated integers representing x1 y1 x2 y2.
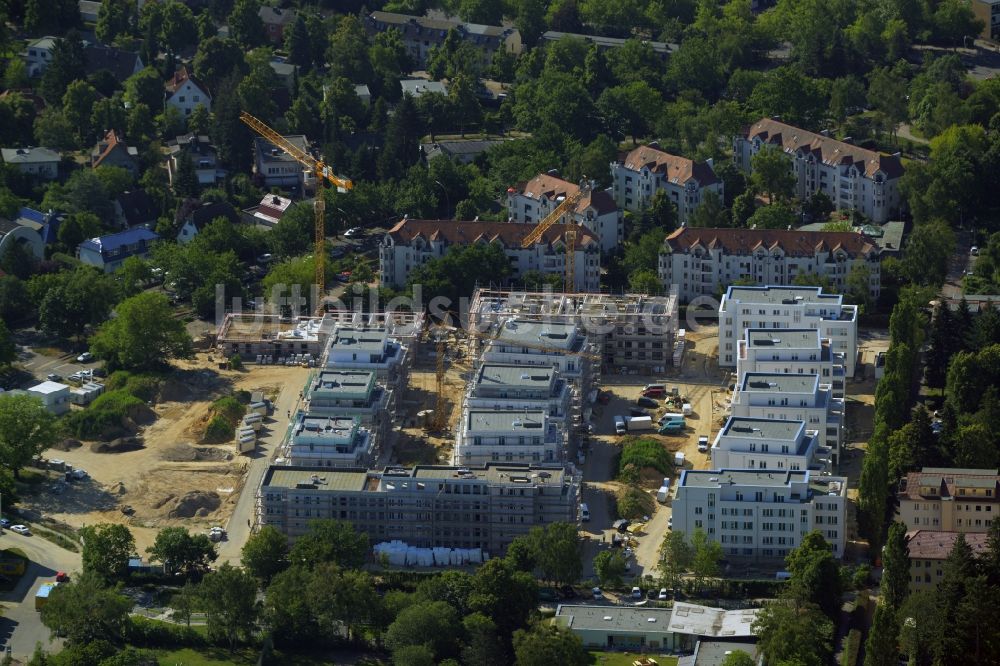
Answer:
153 647 337 665
589 651 680 666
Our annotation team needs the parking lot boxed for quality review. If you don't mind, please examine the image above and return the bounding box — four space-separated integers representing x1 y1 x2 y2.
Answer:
9 336 101 388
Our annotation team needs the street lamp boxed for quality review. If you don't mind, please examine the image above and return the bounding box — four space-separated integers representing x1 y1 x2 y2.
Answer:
434 180 451 220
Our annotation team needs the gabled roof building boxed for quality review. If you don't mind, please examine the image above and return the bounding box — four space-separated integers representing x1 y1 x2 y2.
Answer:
610 144 723 224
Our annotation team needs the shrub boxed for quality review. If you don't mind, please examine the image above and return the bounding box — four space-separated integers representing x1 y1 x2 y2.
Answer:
615 486 654 520
62 389 146 438
104 371 161 401
228 354 243 370
204 414 233 443
127 615 205 648
841 628 861 666
211 396 245 426
618 437 674 479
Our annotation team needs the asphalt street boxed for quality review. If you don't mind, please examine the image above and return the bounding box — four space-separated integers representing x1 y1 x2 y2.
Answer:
0 531 81 659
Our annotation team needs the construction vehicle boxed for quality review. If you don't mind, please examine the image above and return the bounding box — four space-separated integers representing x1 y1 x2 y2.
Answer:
238 112 353 313
519 180 590 292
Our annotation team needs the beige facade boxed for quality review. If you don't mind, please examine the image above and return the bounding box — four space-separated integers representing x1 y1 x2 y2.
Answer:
906 529 989 593
898 468 1000 533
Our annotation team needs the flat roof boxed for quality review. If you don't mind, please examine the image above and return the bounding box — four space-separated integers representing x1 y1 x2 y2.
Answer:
725 285 841 306
476 364 554 390
680 469 810 488
466 409 547 432
264 462 570 490
263 466 370 491
495 319 579 350
746 328 821 349
669 603 758 638
410 463 568 485
693 641 758 666
28 381 68 394
295 414 359 435
740 373 819 393
312 370 375 393
330 326 388 352
554 604 673 634
722 417 804 442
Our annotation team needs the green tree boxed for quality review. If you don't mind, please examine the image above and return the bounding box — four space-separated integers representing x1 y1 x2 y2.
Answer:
785 531 843 619
752 600 834 666
385 600 461 663
515 0 547 48
33 109 76 151
158 0 195 56
118 256 153 300
660 529 693 591
146 527 217 575
80 523 135 583
227 0 264 49
241 525 288 585
882 521 911 609
90 292 193 371
624 227 667 274
689 190 729 228
691 528 722 585
39 33 86 105
200 563 259 650
720 650 755 666
378 93 423 180
193 37 246 92
39 572 131 645
96 0 132 44
747 202 797 229
864 602 900 666
629 269 662 294
0 319 14 368
36 267 116 341
172 149 200 198
61 80 98 145
751 146 795 203
264 565 318 642
512 624 589 666
868 65 909 142
407 242 513 305
0 394 58 477
124 67 166 113
285 14 312 70
593 550 627 588
462 612 507 666
287 519 367 570
0 275 29 322
528 522 582 586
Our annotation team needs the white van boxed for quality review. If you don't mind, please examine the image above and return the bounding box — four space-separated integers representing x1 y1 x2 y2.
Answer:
580 503 591 522
614 416 627 435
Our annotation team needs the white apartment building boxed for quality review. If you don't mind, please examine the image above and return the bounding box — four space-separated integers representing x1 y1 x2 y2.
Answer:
465 364 572 421
731 372 844 463
286 413 374 468
719 285 858 377
898 467 999 534
304 369 393 444
455 409 564 466
478 319 593 385
658 227 881 304
736 329 846 398
379 219 601 292
711 417 822 473
733 118 905 223
672 469 848 560
610 144 723 225
324 326 410 388
506 172 623 254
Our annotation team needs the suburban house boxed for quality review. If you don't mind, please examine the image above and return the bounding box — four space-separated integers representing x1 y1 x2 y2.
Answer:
354 84 371 107
610 144 723 224
718 285 858 376
0 218 44 260
113 190 158 229
257 462 579 551
454 409 564 466
243 194 294 227
553 603 758 652
898 467 1000 533
23 36 57 77
77 228 160 272
269 58 298 91
540 31 674 58
164 66 212 116
735 329 846 398
364 11 523 69
506 172 623 254
379 218 601 292
91 129 139 175
175 199 239 244
400 79 448 98
165 134 225 187
258 6 296 44
905 529 990 593
1 146 60 180
657 227 882 303
253 134 311 190
83 44 143 83
13 207 65 245
733 117 905 223
672 469 848 559
78 0 100 22
26 381 71 415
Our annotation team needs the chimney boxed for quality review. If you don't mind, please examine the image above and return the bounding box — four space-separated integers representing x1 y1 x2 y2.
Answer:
272 196 281 204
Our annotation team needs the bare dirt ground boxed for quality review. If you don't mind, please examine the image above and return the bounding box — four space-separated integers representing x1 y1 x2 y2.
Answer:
24 353 308 552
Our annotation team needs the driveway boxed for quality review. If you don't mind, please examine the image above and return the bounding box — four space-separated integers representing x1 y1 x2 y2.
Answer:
941 230 974 303
0 531 81 659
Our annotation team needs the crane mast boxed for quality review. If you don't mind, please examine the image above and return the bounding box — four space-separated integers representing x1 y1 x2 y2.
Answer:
519 181 590 292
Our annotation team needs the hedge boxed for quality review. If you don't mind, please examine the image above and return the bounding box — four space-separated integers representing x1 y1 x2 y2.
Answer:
618 437 674 479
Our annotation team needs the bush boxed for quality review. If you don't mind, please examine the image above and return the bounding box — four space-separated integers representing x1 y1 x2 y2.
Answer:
618 437 674 479
127 615 205 648
62 389 146 438
615 486 654 520
204 414 233 443
841 628 862 666
228 354 243 370
211 396 245 427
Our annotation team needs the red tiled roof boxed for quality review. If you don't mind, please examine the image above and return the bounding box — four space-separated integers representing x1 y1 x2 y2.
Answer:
516 173 618 217
899 468 1000 501
92 129 127 169
166 66 211 99
663 227 879 258
745 118 904 179
905 530 989 560
622 145 719 186
387 219 598 249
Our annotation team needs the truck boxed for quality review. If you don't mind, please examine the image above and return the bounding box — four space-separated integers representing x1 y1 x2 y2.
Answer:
625 416 654 432
35 582 57 610
656 485 670 503
682 403 692 416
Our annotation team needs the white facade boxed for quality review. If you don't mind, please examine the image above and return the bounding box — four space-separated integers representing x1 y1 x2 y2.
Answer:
672 469 847 559
253 135 311 190
287 413 373 467
610 144 723 225
455 409 563 466
27 381 70 415
1 147 60 180
479 319 591 384
23 37 56 77
165 77 211 116
658 227 881 304
710 417 820 472
730 372 844 463
734 118 904 224
324 326 409 388
506 173 623 254
465 363 572 422
735 329 846 398
379 219 601 292
719 285 858 377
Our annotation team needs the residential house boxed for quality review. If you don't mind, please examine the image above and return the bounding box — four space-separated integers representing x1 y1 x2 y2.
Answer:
364 11 523 69
735 329 846 398
324 325 411 388
672 469 848 559
465 363 572 423
23 36 57 77
26 381 70 415
898 468 1000 533
113 190 158 229
91 130 139 175
83 44 143 83
175 199 239 244
710 417 823 473
257 462 580 551
1 147 60 180
658 227 881 303
165 134 225 187
304 368 394 448
269 58 297 92
730 373 844 463
243 194 294 227
507 171 623 254
379 218 601 292
253 134 311 190
905 529 990 593
797 220 906 257
455 409 564 466
733 118 905 223
13 207 65 245
78 228 160 272
400 79 447 98
286 413 374 468
354 84 371 107
78 0 100 22
258 6 296 44
0 218 44 260
164 66 212 116
477 319 595 386
610 144 723 224
421 139 508 165
719 285 858 376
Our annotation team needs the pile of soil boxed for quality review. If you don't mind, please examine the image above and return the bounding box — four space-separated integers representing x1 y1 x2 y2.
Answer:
90 437 144 454
161 445 232 463
154 491 221 519
51 439 83 452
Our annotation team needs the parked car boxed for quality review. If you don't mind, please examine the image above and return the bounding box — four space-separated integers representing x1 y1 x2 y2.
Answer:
698 436 710 453
344 227 364 237
658 588 669 600
55 572 69 583
597 391 611 405
667 517 673 530
629 407 650 417
636 396 659 408
592 587 603 600
46 373 61 382
631 586 642 599
10 525 30 535
76 352 93 363
559 585 578 599
613 519 631 532
92 368 107 378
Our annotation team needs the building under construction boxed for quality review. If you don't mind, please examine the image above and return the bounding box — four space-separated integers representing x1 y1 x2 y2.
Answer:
467 289 681 375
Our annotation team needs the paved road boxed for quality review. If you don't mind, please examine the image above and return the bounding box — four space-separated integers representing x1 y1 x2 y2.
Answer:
0 531 81 659
941 230 974 304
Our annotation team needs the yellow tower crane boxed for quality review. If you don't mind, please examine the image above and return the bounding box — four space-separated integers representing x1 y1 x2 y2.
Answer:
519 180 590 292
239 111 354 313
